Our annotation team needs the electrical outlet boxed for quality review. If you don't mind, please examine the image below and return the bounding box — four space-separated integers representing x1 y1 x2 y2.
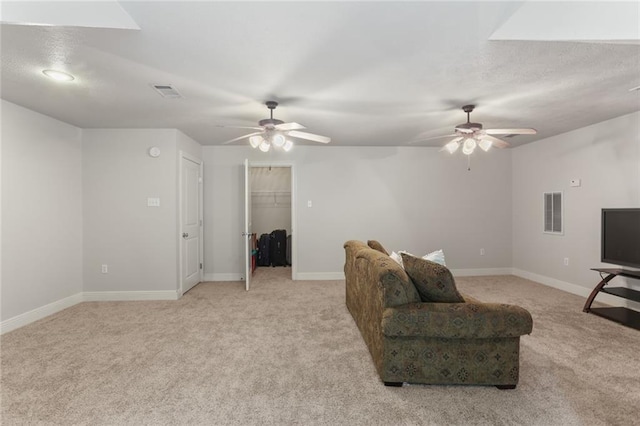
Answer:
101 264 108 273
480 248 485 256
563 258 569 266
307 200 312 208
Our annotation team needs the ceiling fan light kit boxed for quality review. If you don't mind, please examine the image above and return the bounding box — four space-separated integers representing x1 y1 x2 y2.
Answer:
220 101 331 152
258 140 271 152
435 104 536 157
462 138 477 155
479 139 493 152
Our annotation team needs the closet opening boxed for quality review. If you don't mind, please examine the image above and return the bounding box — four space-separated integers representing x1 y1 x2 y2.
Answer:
250 165 294 279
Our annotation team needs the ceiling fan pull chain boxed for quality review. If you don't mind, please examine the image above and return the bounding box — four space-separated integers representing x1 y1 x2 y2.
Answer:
467 154 471 171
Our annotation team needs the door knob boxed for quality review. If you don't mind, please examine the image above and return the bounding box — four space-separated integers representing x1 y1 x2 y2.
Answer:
182 232 189 238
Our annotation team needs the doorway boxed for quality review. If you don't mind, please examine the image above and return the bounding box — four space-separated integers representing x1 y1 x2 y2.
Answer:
250 164 294 280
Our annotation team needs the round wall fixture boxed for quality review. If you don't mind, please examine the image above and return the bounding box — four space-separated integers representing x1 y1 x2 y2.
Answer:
148 146 161 158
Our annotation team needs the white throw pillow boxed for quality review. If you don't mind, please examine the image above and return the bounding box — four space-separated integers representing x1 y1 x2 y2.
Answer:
390 251 404 268
422 249 446 266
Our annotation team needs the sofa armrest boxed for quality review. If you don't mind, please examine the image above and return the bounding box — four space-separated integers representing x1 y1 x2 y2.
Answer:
382 302 533 339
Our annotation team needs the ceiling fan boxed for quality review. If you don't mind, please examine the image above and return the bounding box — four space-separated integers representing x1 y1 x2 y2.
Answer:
421 105 537 155
218 101 331 152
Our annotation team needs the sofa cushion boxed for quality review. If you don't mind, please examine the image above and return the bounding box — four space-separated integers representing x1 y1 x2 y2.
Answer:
382 302 534 338
400 253 465 303
367 240 389 256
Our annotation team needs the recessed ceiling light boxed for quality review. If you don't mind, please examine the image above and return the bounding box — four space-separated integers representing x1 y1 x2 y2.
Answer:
42 69 75 82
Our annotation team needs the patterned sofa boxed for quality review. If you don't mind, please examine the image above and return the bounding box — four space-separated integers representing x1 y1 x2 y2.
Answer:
344 240 533 388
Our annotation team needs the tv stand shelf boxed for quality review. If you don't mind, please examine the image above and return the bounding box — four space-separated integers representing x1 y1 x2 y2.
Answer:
583 268 640 330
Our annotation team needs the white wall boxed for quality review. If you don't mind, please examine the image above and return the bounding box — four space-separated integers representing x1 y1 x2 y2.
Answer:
82 129 190 294
251 203 292 237
203 145 513 279
177 130 203 160
1 100 83 322
512 112 640 301
251 166 292 236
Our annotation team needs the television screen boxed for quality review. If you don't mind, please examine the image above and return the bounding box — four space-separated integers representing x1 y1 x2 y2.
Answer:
601 208 640 269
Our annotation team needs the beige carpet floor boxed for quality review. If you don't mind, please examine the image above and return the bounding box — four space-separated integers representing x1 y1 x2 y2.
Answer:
2 268 639 425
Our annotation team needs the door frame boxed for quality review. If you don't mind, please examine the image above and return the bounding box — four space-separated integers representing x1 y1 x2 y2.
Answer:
249 161 297 280
178 151 204 297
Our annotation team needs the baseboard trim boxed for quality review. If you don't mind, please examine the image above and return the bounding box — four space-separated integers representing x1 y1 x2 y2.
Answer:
0 292 83 335
511 268 634 308
203 273 243 282
83 290 179 302
1 290 179 334
451 268 513 277
295 272 345 280
294 269 512 281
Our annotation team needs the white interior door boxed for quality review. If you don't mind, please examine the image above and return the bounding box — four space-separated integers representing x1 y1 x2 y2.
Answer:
181 155 202 294
244 159 252 291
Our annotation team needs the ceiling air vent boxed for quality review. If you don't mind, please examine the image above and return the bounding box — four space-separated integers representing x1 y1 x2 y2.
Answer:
151 84 183 99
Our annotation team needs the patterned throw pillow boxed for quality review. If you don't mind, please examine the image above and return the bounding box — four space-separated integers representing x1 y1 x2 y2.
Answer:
400 252 465 303
367 240 389 256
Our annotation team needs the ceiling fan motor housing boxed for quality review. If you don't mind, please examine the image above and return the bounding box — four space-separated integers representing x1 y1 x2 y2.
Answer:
259 118 284 128
456 122 483 132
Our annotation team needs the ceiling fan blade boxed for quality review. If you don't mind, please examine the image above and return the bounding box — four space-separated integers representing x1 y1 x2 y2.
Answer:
485 128 537 135
221 131 263 145
275 122 306 131
215 124 263 131
287 130 331 144
408 134 457 144
478 134 510 149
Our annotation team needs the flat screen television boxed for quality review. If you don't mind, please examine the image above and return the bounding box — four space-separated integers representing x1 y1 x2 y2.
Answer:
601 208 640 269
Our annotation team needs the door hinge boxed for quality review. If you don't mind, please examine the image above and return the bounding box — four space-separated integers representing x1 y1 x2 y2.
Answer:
200 219 203 226
200 263 203 269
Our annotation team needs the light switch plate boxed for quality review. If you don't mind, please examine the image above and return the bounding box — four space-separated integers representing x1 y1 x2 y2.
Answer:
147 197 160 207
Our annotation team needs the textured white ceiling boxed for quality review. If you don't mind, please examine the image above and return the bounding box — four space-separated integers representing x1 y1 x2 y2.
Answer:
1 1 639 148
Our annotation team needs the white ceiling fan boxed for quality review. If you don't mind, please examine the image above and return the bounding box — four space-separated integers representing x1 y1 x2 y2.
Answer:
218 101 331 152
419 105 537 155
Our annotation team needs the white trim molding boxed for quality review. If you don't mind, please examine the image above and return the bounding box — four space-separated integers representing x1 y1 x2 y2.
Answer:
83 290 179 302
451 268 513 277
295 272 345 281
1 290 179 334
512 268 639 309
0 292 83 335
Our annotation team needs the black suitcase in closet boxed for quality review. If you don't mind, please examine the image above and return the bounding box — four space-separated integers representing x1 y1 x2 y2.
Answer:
286 234 292 266
257 233 271 266
270 229 287 267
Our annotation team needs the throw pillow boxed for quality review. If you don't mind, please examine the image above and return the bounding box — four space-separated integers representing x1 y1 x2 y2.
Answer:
400 252 465 303
423 249 446 266
390 251 404 267
367 240 389 256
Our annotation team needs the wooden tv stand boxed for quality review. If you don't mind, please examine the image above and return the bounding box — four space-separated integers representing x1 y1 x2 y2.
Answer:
583 268 640 330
